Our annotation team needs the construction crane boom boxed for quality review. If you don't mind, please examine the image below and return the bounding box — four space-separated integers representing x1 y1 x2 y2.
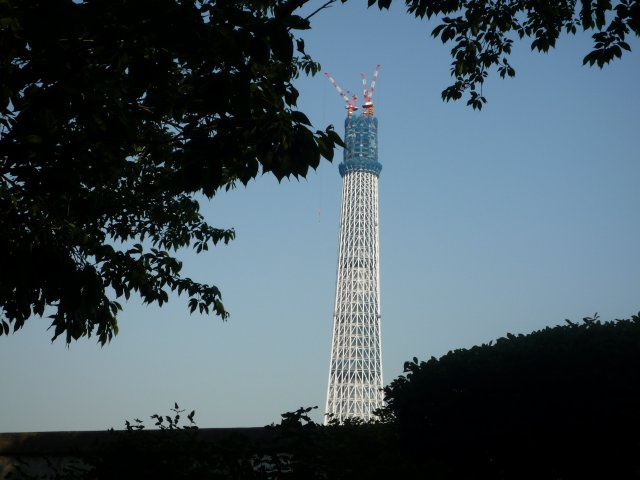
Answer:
325 65 380 117
361 64 380 115
325 71 358 117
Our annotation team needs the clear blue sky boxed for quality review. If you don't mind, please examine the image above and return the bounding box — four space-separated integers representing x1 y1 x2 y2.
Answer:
1 1 639 432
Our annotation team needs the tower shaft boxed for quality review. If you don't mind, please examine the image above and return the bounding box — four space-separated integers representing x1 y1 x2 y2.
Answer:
325 114 383 423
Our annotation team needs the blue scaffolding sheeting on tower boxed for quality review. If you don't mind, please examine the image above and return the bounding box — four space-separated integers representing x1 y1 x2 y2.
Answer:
339 116 382 178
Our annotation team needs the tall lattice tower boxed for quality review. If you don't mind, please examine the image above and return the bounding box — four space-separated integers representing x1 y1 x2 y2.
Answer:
324 66 383 423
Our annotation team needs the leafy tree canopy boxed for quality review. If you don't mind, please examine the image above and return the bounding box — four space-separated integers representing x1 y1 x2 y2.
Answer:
1 0 636 345
0 0 342 344
382 314 640 479
367 0 639 108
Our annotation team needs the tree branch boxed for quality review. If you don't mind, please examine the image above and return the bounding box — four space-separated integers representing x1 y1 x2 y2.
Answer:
305 0 338 21
276 0 311 18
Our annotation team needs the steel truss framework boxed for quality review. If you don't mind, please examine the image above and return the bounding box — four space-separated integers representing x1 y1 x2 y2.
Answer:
325 115 383 423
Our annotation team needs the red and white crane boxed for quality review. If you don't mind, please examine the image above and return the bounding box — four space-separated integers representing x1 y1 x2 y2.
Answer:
324 71 359 117
361 64 380 116
325 65 380 117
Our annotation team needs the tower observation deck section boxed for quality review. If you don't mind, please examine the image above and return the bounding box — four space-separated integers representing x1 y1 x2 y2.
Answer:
325 111 383 423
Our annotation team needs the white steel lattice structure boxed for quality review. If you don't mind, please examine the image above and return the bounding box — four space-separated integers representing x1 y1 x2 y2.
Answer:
325 67 383 423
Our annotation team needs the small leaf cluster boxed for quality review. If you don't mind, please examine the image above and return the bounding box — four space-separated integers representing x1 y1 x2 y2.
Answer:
0 0 341 344
62 404 258 479
258 407 416 479
368 0 639 108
